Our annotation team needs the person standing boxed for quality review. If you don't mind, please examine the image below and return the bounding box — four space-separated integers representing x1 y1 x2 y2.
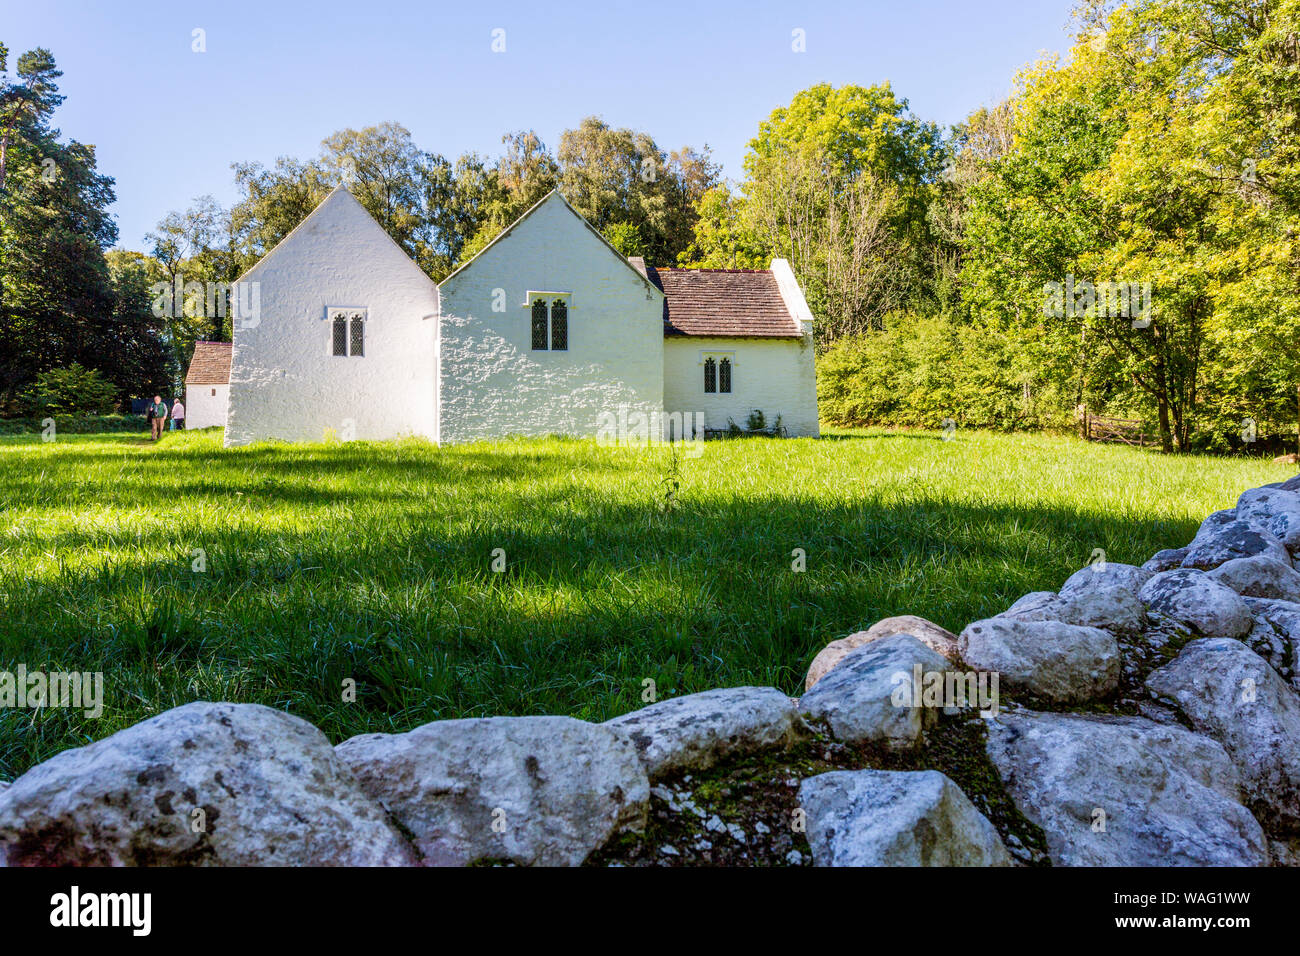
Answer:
171 397 186 431
149 395 168 440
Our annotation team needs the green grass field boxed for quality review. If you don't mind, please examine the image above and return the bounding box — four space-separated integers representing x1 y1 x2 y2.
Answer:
0 426 1292 778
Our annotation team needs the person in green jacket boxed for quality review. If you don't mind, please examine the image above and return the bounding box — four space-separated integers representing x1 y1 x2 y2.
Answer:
149 395 168 441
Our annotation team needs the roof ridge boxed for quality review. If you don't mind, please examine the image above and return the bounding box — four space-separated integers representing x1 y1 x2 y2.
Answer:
651 266 772 274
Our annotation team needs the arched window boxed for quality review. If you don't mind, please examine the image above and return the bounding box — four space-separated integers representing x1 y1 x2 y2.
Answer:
349 312 365 357
550 299 568 351
719 357 732 393
531 299 549 351
332 313 348 356
704 357 716 393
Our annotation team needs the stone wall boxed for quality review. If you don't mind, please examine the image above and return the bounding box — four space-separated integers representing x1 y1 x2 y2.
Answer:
3 473 1299 866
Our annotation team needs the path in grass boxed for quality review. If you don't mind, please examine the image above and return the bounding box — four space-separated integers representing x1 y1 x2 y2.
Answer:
0 427 1292 776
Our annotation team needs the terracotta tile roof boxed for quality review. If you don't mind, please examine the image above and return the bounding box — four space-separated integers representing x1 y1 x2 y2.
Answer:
185 341 233 384
644 266 802 338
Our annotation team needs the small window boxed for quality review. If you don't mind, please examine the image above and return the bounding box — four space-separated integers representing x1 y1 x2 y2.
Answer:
211 388 216 397
329 308 367 356
349 313 364 357
719 357 732 393
551 299 568 351
531 300 549 351
704 357 716 393
332 314 348 356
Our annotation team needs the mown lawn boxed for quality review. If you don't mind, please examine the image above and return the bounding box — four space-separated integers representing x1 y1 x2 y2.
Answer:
0 426 1292 777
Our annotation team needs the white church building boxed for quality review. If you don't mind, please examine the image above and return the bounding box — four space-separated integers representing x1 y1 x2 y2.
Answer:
198 186 819 447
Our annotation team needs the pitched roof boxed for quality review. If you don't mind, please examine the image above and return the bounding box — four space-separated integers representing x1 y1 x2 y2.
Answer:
185 341 232 384
232 185 439 303
439 191 662 299
644 267 803 338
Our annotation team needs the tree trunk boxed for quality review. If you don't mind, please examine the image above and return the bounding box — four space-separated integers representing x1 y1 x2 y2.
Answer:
1153 357 1174 454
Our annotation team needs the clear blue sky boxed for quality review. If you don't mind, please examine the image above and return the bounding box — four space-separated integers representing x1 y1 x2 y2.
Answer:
5 0 1078 250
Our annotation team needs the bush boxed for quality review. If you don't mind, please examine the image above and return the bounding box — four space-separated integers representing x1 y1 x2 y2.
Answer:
0 414 146 436
23 364 119 416
816 313 1077 431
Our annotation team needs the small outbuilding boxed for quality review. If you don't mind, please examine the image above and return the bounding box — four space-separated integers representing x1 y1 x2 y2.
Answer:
184 340 233 430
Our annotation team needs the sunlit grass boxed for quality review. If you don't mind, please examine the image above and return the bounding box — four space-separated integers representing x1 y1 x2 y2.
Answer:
0 425 1291 777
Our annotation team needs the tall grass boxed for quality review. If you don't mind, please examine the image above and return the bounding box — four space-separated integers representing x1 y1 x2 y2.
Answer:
0 426 1291 777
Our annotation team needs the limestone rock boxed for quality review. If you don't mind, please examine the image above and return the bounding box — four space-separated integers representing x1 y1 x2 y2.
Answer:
1137 568 1254 638
1236 486 1300 554
1207 554 1300 603
1143 548 1189 573
959 618 1119 703
1242 616 1294 681
1059 562 1152 599
999 586 1146 637
798 634 951 748
336 716 648 866
799 769 1011 866
1270 836 1300 867
805 615 959 692
0 702 417 866
1146 638 1300 833
1182 519 1291 571
986 711 1267 866
1246 597 1300 689
604 686 805 780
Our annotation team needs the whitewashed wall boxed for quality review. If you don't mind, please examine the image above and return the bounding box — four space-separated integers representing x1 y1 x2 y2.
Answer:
663 336 819 437
437 194 664 444
663 259 818 439
186 383 229 430
665 291 816 444
224 188 439 447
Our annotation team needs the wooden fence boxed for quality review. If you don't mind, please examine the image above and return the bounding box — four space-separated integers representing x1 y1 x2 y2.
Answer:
1080 409 1152 448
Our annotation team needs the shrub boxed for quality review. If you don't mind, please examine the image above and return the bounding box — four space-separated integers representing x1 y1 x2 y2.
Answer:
23 364 119 417
0 414 146 435
816 313 1076 431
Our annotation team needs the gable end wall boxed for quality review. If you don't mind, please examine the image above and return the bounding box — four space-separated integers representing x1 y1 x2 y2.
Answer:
437 197 664 443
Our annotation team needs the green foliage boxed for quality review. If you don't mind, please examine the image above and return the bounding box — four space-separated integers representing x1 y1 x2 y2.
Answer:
685 84 945 338
950 0 1300 453
0 42 135 406
23 363 118 415
558 117 721 265
156 120 719 291
0 413 144 436
603 221 643 258
817 313 1076 431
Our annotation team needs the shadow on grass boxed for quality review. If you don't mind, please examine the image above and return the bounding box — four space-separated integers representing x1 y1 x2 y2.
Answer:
0 479 1203 776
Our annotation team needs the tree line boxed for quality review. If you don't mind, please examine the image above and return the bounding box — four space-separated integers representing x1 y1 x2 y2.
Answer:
0 43 170 412
140 119 722 387
3 0 1297 454
816 0 1300 455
